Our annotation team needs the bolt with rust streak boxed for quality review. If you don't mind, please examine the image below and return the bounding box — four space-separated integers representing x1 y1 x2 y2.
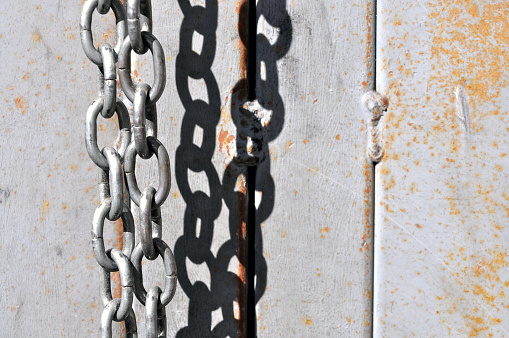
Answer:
235 99 271 166
363 90 389 163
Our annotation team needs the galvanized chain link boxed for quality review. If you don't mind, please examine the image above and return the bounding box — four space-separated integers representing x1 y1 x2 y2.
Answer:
80 0 176 336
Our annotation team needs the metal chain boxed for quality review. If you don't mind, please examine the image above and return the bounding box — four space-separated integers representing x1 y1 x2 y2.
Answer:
80 0 176 336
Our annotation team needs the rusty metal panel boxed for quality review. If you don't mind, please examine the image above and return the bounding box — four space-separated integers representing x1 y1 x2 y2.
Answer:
374 0 509 336
255 0 375 335
0 0 246 336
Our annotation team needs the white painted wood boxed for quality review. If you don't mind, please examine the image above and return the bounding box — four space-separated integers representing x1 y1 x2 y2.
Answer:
0 0 246 336
255 0 375 335
374 0 509 336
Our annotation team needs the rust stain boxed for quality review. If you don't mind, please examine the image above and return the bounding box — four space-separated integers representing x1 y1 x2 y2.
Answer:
14 96 27 115
31 31 41 42
364 2 374 89
236 172 247 337
471 250 508 284
236 0 248 87
319 226 330 239
218 127 235 157
220 105 232 124
426 1 509 138
40 199 50 221
464 314 489 337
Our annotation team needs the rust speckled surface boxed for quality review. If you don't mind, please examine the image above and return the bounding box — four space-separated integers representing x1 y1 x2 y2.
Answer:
374 0 509 336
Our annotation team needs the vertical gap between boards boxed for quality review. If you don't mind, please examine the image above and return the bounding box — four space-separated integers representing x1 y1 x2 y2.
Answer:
246 0 257 336
371 0 379 336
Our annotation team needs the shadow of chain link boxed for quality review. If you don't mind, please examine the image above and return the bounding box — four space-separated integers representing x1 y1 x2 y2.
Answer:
174 0 240 336
174 0 291 336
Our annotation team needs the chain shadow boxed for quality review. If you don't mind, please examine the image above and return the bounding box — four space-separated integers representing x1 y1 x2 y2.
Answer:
251 0 292 329
174 0 291 337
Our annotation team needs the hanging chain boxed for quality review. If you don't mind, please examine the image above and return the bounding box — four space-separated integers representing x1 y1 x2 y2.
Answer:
80 0 176 336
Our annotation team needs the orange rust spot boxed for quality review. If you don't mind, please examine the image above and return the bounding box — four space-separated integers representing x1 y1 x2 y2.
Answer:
471 250 508 283
427 1 509 133
236 0 248 80
335 134 340 140
304 317 312 325
220 105 232 124
464 314 488 337
40 200 50 221
319 227 330 239
14 96 27 115
31 32 41 42
218 128 235 157
236 171 247 336
364 2 374 85
302 139 309 144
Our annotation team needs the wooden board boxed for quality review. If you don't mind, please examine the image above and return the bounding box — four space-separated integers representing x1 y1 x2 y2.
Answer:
255 0 375 335
374 0 509 336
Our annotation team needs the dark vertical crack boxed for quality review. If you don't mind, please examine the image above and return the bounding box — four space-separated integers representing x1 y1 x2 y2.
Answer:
371 0 378 336
246 0 257 337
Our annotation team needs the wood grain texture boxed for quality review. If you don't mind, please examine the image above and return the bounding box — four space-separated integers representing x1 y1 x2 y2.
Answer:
374 0 509 336
255 0 375 335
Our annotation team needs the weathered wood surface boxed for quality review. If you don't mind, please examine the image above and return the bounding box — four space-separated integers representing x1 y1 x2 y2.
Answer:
255 0 375 335
374 0 509 336
0 0 247 336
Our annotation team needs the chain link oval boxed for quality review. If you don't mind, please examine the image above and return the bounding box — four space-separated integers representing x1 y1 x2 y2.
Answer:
100 299 138 338
85 99 131 170
92 200 135 271
131 239 177 306
124 137 170 208
80 0 127 65
126 0 153 54
99 249 134 321
118 32 166 104
146 286 167 337
140 186 157 260
98 44 117 118
101 147 124 220
133 83 153 159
